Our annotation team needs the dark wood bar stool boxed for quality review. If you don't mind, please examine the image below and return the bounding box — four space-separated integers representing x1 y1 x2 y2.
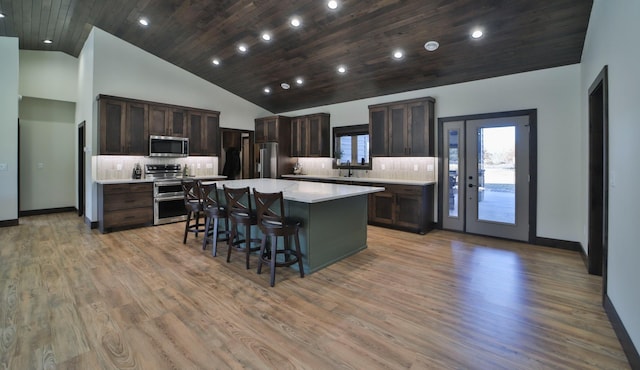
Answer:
223 185 262 269
253 189 305 287
182 180 205 244
198 181 230 257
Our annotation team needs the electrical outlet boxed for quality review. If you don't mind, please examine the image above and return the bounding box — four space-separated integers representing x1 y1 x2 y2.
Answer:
413 164 419 171
381 164 386 170
0 163 7 171
427 164 434 171
197 163 201 169
321 163 325 169
37 163 44 169
116 163 123 171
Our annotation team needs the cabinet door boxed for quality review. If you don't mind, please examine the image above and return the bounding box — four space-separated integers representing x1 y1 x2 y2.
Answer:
202 112 220 156
189 111 203 155
170 109 188 137
388 104 408 156
395 193 423 229
370 106 388 156
99 99 127 154
407 101 429 156
149 105 169 136
291 117 305 156
308 114 329 157
255 119 266 143
265 118 278 142
370 190 395 225
126 102 149 155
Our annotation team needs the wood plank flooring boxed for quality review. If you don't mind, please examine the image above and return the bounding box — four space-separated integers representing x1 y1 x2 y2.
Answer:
0 212 630 369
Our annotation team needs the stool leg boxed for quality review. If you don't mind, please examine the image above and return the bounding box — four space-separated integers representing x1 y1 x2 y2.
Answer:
244 224 252 269
212 216 219 257
202 215 211 250
194 212 201 237
269 235 277 287
183 211 192 244
227 222 236 263
257 233 267 275
294 230 304 278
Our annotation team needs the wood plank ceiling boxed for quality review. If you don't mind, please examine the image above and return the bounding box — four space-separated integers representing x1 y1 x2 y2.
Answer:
0 0 593 113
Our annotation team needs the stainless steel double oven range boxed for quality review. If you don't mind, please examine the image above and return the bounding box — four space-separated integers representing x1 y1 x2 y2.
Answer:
146 164 187 225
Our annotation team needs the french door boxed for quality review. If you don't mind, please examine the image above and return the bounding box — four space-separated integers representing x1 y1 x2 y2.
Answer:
441 113 532 241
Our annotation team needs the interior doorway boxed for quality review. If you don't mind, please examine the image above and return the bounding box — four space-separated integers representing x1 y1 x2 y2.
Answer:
220 128 254 179
587 66 609 290
439 110 537 242
78 121 85 218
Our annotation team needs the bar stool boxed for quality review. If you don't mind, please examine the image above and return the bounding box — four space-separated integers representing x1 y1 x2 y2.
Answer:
223 185 262 269
182 180 205 244
198 180 230 257
253 189 305 287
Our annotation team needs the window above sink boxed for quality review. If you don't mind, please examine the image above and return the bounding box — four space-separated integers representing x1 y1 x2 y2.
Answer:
333 124 371 170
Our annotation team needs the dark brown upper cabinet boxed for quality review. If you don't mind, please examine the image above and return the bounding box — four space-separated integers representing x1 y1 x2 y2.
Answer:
291 113 330 157
369 97 435 157
99 97 148 155
149 105 188 138
255 116 291 144
188 110 220 156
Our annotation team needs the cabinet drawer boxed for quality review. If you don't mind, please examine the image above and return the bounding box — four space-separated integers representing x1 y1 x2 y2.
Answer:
103 182 152 195
104 193 153 211
103 208 153 229
392 184 423 195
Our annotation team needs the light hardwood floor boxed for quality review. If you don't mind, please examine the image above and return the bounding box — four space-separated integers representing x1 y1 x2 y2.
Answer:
0 212 630 369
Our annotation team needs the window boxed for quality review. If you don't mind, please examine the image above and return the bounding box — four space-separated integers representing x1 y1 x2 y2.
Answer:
333 124 371 169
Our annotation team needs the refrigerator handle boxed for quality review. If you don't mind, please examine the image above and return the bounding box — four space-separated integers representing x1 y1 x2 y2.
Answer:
258 148 264 178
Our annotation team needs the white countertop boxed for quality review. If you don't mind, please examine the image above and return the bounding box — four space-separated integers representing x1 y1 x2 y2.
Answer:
281 174 435 186
204 178 384 203
95 175 226 185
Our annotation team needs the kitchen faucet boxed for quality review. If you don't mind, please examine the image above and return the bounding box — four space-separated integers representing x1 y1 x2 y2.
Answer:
347 161 353 177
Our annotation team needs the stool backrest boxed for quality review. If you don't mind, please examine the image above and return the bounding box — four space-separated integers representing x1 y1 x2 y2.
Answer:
182 180 200 206
253 189 285 231
198 181 222 210
223 186 253 219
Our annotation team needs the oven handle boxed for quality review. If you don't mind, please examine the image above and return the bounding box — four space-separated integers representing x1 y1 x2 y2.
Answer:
155 195 184 202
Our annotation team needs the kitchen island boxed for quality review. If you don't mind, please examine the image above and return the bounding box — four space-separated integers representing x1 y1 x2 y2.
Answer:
207 178 384 273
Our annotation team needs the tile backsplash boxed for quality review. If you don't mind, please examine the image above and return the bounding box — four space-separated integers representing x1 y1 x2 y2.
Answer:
296 157 437 182
93 155 219 180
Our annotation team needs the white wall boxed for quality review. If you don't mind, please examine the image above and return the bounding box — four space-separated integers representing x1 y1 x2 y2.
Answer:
19 97 76 211
0 37 19 222
283 65 583 244
76 27 273 222
19 50 79 102
581 0 640 353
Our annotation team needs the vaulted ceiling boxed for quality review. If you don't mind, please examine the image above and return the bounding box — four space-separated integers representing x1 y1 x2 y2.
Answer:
0 0 593 113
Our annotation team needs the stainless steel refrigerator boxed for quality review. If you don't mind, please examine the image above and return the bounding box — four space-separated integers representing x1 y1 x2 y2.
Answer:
256 142 279 178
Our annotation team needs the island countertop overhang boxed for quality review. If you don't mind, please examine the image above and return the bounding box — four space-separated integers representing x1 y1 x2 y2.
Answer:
203 178 384 203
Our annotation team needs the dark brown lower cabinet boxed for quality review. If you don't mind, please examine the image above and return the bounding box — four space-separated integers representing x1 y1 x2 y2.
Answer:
368 184 434 234
98 183 153 233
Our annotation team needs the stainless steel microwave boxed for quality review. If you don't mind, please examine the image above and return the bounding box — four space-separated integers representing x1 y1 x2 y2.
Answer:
149 135 189 157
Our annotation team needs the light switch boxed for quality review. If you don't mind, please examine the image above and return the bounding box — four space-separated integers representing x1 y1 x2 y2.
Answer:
0 163 7 171
427 164 434 171
206 163 213 169
37 163 44 169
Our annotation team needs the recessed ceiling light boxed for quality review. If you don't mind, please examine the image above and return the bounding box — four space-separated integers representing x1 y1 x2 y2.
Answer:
295 78 304 85
337 65 347 74
393 50 404 59
138 18 149 26
281 82 291 90
327 1 338 10
290 17 301 27
212 58 220 66
264 87 271 94
424 41 439 52
261 32 272 41
43 39 53 44
471 29 483 39
237 44 248 53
